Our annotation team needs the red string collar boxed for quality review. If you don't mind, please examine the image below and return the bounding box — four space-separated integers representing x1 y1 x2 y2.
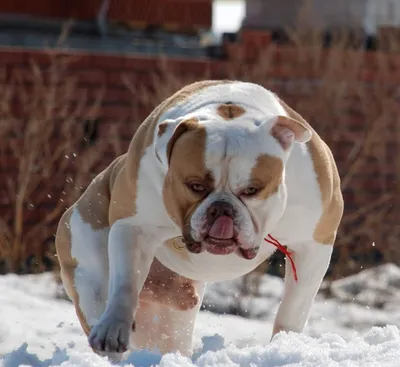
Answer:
264 234 298 282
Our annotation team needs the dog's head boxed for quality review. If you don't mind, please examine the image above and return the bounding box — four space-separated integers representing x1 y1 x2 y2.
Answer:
156 110 311 260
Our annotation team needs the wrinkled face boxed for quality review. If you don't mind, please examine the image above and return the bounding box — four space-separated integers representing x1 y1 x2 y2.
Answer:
162 117 288 260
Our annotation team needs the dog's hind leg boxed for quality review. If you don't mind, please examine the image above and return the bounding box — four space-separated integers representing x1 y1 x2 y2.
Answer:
140 258 200 311
133 282 206 356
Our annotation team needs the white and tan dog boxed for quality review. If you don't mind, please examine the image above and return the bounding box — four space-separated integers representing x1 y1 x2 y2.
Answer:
55 80 343 361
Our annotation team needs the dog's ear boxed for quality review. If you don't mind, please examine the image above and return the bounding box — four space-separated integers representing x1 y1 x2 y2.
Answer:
155 117 199 166
270 115 312 150
165 118 199 164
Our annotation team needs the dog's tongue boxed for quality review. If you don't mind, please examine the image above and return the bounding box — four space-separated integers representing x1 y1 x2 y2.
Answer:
209 216 234 239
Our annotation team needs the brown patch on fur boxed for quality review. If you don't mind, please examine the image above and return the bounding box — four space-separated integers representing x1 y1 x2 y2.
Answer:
250 154 283 200
166 118 199 164
217 103 246 120
278 98 344 245
162 125 213 233
157 122 168 137
75 154 126 230
140 258 199 311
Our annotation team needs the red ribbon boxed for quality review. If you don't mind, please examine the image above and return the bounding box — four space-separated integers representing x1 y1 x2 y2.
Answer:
264 234 298 282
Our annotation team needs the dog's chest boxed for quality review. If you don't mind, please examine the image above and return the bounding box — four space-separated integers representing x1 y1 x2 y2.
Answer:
154 240 277 282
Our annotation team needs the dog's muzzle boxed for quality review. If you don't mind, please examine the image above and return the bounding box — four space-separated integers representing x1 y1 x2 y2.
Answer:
184 200 259 260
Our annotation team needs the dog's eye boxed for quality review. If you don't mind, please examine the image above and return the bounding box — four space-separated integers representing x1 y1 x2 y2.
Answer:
242 187 259 196
190 183 205 193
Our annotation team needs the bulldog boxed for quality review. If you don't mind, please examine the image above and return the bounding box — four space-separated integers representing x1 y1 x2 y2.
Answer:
55 80 343 361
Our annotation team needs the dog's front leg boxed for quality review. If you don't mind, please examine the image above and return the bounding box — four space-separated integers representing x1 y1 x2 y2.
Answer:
88 218 160 354
271 241 333 339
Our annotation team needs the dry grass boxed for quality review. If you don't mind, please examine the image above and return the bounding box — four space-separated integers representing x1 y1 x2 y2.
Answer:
0 53 121 274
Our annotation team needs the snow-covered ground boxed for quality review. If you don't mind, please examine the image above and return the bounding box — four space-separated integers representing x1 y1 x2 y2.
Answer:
2 264 400 366
203 263 400 339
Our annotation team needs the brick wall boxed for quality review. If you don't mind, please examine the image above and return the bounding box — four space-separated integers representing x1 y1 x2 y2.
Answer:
0 0 212 30
0 42 399 276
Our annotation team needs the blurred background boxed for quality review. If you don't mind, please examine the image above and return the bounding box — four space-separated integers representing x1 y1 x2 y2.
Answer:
0 0 400 310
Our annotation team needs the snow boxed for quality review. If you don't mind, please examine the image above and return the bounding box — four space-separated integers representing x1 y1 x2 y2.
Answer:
5 328 400 367
203 264 400 339
2 264 400 366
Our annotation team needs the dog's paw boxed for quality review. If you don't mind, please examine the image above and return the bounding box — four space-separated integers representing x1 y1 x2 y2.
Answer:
174 281 200 311
88 310 134 353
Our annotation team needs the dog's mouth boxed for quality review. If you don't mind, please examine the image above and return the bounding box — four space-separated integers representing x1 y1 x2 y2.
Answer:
185 239 259 259
183 215 259 259
203 236 237 255
203 215 237 255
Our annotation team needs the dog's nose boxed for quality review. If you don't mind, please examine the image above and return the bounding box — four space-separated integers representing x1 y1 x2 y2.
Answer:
207 201 234 221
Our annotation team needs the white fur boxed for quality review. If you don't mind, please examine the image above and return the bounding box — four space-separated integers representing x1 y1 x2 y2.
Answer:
88 217 175 353
70 209 109 327
68 81 337 360
271 242 333 336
